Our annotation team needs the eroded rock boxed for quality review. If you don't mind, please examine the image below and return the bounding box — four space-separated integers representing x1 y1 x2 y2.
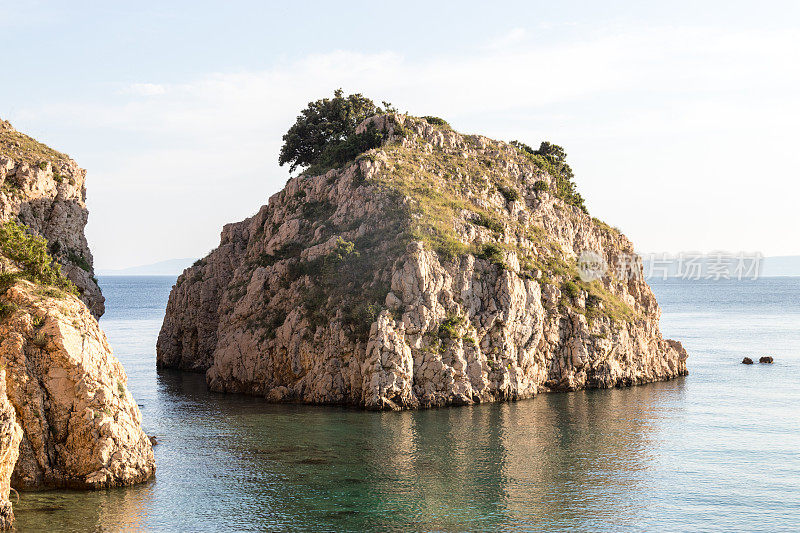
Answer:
158 114 688 409
0 282 154 490
0 119 152 528
0 119 104 316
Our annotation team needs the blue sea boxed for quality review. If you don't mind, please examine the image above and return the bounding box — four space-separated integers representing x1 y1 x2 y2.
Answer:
12 276 800 532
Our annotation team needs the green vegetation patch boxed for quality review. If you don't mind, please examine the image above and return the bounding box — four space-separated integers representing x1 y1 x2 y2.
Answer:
472 212 504 234
67 250 92 272
0 220 76 295
0 301 17 319
510 141 587 213
422 116 449 127
583 280 636 323
497 184 520 202
475 243 506 267
438 312 467 339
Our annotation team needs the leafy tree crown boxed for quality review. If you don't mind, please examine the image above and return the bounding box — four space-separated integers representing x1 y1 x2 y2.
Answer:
279 89 393 173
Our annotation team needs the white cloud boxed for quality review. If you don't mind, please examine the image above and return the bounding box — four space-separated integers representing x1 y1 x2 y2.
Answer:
125 83 167 96
485 27 528 50
12 24 800 267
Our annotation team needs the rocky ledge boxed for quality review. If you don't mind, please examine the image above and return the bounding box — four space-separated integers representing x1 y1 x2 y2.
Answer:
158 114 688 410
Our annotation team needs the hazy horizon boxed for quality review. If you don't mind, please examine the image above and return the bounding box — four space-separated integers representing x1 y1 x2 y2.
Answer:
2 1 798 269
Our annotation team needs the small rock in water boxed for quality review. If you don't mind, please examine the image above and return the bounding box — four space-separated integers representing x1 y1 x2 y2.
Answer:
759 356 774 364
741 357 754 365
148 435 158 446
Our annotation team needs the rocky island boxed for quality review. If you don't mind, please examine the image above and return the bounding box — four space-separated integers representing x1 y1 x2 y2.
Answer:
158 93 688 410
0 119 154 528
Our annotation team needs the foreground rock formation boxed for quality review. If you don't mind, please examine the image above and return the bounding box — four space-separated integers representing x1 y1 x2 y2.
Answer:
0 119 153 528
158 114 687 410
0 283 153 490
1 118 104 317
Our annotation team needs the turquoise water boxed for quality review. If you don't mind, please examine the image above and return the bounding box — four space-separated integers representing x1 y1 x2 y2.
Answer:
12 276 800 532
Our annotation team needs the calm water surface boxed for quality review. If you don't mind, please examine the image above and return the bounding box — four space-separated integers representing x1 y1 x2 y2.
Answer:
13 276 800 532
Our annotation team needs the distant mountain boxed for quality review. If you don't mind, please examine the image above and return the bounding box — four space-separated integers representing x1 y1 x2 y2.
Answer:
97 258 198 276
640 255 800 279
762 256 800 277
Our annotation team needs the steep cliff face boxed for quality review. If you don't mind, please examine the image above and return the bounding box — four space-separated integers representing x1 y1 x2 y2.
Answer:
0 120 153 528
158 114 687 410
0 119 104 317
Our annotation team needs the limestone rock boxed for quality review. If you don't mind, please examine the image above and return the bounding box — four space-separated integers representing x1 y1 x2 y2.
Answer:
0 281 154 490
158 114 688 409
0 119 104 317
0 120 152 528
0 369 22 530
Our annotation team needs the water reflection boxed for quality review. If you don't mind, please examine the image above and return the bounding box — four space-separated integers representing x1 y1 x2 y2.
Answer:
14 478 153 532
14 276 798 531
23 368 675 532
15 367 685 531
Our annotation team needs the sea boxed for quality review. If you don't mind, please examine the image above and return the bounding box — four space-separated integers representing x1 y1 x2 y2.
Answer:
11 276 800 532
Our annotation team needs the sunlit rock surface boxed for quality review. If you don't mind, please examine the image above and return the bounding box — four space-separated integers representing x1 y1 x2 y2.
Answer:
158 114 687 410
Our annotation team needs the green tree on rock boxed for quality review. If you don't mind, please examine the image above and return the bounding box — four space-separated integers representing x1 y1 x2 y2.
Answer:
279 89 394 173
510 140 586 213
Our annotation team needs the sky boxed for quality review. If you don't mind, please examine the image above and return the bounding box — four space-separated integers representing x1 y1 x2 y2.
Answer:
1 0 798 269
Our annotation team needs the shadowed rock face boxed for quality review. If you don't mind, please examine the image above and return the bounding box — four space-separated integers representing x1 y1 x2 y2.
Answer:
158 114 688 410
0 118 104 317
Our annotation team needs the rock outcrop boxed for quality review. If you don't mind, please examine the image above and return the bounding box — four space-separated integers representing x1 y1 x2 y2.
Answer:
0 119 153 528
0 282 153 490
158 114 688 410
1 118 104 317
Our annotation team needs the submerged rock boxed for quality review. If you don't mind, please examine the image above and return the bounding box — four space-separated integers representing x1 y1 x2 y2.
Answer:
158 114 688 410
759 356 773 364
742 357 754 365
